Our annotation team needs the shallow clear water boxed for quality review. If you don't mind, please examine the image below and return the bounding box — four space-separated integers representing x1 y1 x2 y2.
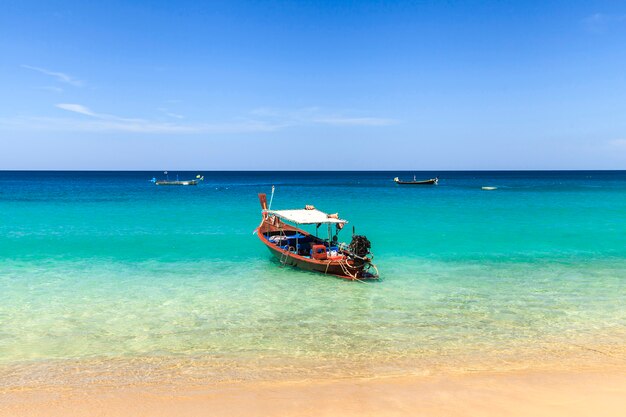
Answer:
1 171 625 381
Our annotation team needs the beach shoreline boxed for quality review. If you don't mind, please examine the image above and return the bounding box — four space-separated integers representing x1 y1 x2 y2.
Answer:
2 369 625 417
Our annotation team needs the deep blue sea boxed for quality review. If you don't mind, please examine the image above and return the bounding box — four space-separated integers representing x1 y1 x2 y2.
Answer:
1 171 625 383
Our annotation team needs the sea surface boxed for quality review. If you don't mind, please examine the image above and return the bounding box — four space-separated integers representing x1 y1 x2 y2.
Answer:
1 171 625 386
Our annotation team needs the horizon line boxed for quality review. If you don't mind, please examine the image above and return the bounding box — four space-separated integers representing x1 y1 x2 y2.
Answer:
1 169 625 172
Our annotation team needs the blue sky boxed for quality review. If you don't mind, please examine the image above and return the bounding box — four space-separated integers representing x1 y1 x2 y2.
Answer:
1 0 625 169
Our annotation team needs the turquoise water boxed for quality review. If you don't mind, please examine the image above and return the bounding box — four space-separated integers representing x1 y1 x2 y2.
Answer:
1 171 625 381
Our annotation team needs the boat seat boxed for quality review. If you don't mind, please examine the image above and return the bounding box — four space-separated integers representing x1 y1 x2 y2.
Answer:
311 244 328 260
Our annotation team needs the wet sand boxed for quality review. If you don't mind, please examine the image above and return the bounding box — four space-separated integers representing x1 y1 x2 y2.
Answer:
2 370 626 417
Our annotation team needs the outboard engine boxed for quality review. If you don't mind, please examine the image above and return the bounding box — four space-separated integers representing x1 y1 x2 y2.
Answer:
349 235 371 261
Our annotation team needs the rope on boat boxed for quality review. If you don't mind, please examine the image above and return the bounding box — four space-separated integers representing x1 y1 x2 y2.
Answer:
338 258 359 281
341 258 379 283
368 262 379 278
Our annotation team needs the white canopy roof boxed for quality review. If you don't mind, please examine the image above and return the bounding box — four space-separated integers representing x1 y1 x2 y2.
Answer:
264 209 347 224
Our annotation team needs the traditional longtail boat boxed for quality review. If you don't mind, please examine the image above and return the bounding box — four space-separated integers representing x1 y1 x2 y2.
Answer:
255 193 379 280
155 179 200 186
394 176 438 185
151 173 204 186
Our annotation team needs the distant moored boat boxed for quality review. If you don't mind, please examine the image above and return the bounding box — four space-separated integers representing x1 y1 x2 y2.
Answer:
394 176 438 185
151 172 204 186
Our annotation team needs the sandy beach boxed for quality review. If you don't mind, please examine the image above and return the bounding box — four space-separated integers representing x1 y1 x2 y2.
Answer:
2 369 625 417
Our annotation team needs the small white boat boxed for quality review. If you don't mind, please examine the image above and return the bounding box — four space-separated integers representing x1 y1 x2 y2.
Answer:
481 186 497 191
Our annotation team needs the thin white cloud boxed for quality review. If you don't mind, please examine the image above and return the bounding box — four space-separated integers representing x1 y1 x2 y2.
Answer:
250 106 319 119
609 139 626 149
0 103 395 134
21 64 83 87
56 103 154 124
56 103 96 116
157 107 185 119
583 13 626 33
313 116 396 126
249 107 397 127
0 103 285 133
35 86 64 93
0 116 286 134
22 117 283 134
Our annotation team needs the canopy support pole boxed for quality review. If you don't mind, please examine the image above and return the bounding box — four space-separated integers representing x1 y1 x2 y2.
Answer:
268 185 275 210
327 224 332 246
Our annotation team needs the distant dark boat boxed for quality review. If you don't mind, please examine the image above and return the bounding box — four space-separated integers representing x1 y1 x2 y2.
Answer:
394 176 438 185
151 172 204 186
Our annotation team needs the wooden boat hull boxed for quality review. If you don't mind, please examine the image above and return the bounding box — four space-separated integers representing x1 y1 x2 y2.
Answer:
394 178 438 185
155 180 198 186
256 219 378 281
